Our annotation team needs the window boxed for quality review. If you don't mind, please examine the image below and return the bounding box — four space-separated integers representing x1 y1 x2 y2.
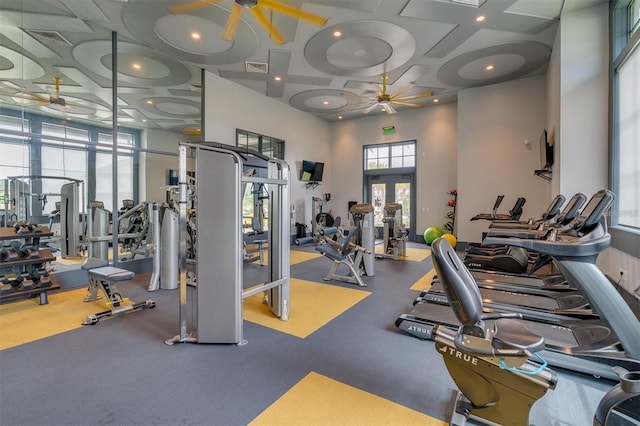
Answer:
0 111 140 219
611 0 640 256
365 141 415 170
236 129 284 159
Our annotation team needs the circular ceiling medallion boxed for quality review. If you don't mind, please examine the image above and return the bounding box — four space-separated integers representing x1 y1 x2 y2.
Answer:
326 37 392 69
305 21 415 77
154 14 232 55
139 97 200 118
73 40 192 86
0 46 45 79
123 0 258 66
106 53 171 79
458 54 525 80
437 42 551 87
290 89 361 113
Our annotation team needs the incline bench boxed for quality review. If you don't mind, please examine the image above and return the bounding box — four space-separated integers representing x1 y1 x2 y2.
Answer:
81 258 155 325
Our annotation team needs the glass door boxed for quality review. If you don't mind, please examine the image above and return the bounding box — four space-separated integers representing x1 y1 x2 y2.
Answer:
366 174 414 241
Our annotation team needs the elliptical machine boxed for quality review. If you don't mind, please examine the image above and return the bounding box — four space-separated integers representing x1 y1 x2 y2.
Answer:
431 238 557 425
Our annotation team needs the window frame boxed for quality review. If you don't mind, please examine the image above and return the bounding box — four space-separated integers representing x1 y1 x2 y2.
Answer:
610 0 640 258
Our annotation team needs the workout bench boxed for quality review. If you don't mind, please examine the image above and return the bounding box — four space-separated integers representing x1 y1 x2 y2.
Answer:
315 227 369 287
82 258 155 325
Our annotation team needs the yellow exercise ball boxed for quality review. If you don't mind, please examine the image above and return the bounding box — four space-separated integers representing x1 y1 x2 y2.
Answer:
441 233 457 249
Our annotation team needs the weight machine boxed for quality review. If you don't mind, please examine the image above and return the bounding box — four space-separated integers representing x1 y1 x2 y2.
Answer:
85 200 153 262
166 142 290 345
377 202 408 260
2 175 85 258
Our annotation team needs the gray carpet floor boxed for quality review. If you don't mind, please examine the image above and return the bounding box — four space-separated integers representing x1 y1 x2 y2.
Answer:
0 243 612 425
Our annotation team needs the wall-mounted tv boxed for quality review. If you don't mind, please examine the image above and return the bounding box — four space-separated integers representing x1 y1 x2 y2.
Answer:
539 129 554 170
300 160 324 182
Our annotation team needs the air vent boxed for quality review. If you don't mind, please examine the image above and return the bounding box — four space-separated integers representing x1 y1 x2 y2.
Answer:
25 30 72 46
245 61 268 74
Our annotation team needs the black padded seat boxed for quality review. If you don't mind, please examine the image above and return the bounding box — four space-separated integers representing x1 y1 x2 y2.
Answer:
492 318 545 353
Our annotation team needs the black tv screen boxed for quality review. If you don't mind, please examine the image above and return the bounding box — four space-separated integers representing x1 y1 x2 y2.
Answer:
540 129 554 169
300 160 315 181
311 162 324 182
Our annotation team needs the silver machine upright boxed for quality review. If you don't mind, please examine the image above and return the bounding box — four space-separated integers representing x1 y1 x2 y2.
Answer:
378 202 408 260
166 142 290 345
349 203 375 276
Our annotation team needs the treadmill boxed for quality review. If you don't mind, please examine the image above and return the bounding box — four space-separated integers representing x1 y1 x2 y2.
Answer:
470 195 526 221
396 190 640 380
462 192 588 291
486 193 566 229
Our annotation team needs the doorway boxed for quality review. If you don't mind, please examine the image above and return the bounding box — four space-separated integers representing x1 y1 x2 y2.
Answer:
365 173 415 242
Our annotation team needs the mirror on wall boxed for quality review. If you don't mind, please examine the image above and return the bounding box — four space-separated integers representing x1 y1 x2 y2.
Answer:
0 1 200 269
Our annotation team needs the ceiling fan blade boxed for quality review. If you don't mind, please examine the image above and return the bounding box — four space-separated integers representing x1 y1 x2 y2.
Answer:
363 103 379 114
222 3 243 41
169 0 221 14
394 91 433 102
384 103 397 114
0 92 48 103
260 0 328 26
250 6 286 44
391 100 421 108
389 84 414 99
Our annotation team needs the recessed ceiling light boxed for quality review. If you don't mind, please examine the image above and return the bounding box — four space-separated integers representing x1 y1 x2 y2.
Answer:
486 64 494 70
323 101 329 105
133 63 141 70
142 119 147 122
433 99 439 103
146 100 153 104
476 15 485 22
191 32 201 40
333 31 341 37
274 76 282 81
338 116 342 119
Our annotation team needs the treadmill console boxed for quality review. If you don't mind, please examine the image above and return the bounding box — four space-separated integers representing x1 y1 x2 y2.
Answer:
572 190 615 232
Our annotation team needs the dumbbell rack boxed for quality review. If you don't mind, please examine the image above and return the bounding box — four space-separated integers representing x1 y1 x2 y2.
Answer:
0 226 59 305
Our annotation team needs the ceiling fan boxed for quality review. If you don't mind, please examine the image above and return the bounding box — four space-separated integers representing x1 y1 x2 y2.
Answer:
169 0 328 45
0 77 97 115
362 74 433 115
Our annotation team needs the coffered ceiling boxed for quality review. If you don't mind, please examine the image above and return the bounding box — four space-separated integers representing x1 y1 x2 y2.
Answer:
0 0 601 134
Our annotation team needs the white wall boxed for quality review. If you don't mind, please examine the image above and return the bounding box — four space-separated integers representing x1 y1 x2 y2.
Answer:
556 2 609 196
457 75 549 243
140 127 182 203
330 103 458 240
202 70 331 228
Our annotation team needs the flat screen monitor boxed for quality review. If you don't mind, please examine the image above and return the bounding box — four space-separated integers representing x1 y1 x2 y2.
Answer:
311 162 324 182
300 160 315 181
540 129 554 169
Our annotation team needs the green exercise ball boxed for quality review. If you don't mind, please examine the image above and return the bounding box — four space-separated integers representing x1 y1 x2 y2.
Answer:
441 233 457 249
423 227 444 245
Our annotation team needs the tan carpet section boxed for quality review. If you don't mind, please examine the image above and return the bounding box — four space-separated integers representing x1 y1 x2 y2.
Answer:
243 278 370 338
249 371 446 426
0 288 111 350
410 268 437 291
374 245 431 262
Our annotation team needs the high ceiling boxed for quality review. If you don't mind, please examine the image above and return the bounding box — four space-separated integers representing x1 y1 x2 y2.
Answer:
0 0 586 134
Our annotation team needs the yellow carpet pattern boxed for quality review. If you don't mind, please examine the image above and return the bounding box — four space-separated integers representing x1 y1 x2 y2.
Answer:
375 245 431 262
290 249 323 265
243 278 371 338
0 288 111 350
410 268 437 292
249 371 446 426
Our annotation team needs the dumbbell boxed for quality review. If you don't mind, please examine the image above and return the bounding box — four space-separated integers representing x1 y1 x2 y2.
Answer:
18 272 34 291
32 269 52 288
0 275 13 295
20 245 41 260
